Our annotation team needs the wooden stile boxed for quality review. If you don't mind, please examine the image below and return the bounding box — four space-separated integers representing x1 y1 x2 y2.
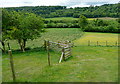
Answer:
46 40 72 63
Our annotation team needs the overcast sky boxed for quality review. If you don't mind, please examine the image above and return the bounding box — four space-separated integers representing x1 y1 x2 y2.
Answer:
0 0 119 8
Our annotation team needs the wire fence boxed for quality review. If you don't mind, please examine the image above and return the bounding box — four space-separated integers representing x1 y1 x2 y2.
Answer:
80 40 120 47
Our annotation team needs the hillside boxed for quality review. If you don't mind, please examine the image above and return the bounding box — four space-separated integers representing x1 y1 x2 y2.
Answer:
5 3 119 18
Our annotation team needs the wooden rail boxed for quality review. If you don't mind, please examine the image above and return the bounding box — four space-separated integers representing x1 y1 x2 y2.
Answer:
44 40 73 64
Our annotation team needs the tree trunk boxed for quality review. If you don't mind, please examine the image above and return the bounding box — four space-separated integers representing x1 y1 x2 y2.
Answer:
18 39 26 52
18 39 22 51
23 39 27 51
1 41 6 53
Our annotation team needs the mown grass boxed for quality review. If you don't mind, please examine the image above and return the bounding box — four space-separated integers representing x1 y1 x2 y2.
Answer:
2 46 118 82
2 29 119 82
74 32 119 46
8 28 83 50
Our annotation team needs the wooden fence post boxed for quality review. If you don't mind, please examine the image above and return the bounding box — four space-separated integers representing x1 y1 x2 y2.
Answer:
97 41 99 46
8 50 16 82
58 41 60 48
47 41 50 66
106 41 108 46
115 41 117 46
62 48 65 61
88 40 90 46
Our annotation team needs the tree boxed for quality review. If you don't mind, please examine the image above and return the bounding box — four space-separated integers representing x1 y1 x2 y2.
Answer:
11 13 44 52
116 18 120 23
1 9 14 52
78 15 88 29
2 9 44 52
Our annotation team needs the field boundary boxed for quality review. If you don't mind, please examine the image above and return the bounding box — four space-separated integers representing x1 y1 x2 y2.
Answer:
82 40 119 47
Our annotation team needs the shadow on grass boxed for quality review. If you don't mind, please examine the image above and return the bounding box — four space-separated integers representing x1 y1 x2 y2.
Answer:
2 46 46 55
2 46 61 55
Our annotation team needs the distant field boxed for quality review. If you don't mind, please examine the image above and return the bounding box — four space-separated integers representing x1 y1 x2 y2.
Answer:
2 31 118 82
45 17 118 21
74 32 119 46
45 17 78 21
95 17 118 20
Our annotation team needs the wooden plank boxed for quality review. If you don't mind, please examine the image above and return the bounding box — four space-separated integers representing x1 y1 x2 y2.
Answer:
65 52 70 55
65 53 71 57
65 56 71 60
59 52 64 63
64 46 71 49
64 49 70 52
49 41 68 46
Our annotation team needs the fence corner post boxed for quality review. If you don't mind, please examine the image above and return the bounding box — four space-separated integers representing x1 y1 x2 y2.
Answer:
8 50 16 82
46 40 51 66
88 40 90 46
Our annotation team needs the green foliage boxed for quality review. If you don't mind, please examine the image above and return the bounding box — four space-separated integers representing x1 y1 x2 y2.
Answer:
5 3 119 18
2 10 44 52
93 19 109 26
12 13 44 40
86 19 119 33
78 15 88 29
44 17 119 33
116 18 120 23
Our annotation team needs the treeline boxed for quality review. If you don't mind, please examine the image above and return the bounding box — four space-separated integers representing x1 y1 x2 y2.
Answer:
44 17 120 33
5 3 119 18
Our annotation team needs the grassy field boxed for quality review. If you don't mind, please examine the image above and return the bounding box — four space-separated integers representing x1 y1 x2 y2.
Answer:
2 28 119 82
45 17 118 21
7 28 83 50
45 17 78 21
74 32 118 46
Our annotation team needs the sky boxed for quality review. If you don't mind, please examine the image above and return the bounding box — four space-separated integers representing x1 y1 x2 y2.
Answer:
0 0 119 8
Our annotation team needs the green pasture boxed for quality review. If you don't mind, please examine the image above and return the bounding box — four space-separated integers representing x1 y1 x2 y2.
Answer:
45 17 78 21
7 28 83 50
2 28 119 82
74 32 119 46
2 46 118 82
45 17 117 21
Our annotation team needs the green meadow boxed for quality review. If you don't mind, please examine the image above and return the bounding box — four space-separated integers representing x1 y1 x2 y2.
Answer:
74 32 118 46
2 28 118 82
